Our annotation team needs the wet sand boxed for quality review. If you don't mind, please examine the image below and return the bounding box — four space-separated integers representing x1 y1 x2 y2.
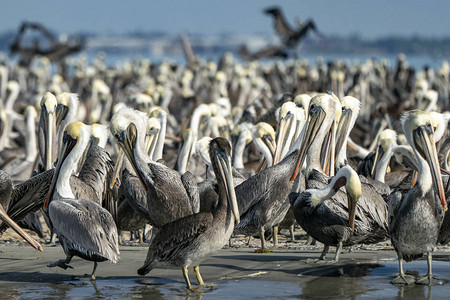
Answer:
1 230 450 299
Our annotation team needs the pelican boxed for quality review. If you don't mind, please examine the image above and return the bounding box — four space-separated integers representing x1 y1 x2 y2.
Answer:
388 110 447 285
110 107 197 228
290 94 388 260
38 92 57 170
44 122 119 280
137 137 240 291
0 170 43 251
289 166 361 261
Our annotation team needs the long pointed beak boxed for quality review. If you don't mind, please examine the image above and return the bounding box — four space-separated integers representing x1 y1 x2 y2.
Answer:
146 129 160 158
274 114 293 164
414 126 447 211
0 205 43 251
335 108 352 161
347 193 357 232
55 104 69 128
321 121 336 176
290 106 326 182
110 148 124 189
43 110 55 170
371 145 385 178
120 127 148 188
218 153 239 224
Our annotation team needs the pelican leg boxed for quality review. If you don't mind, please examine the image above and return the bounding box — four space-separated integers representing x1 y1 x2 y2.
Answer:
48 255 73 270
194 266 217 289
289 225 295 241
260 227 266 249
247 236 252 245
47 232 57 245
392 255 415 285
272 226 279 248
91 262 98 281
333 241 343 262
193 266 205 285
138 229 144 244
416 252 443 285
305 235 316 245
182 266 192 290
318 245 329 260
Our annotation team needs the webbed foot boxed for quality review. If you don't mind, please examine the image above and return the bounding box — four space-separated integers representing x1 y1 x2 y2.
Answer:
416 275 444 286
392 274 415 285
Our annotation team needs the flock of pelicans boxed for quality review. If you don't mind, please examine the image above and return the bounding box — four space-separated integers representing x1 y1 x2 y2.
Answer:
0 52 450 290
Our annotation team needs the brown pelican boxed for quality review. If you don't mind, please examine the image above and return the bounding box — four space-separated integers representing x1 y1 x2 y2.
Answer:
0 170 43 251
137 137 240 291
44 122 119 280
110 108 197 228
388 110 447 285
289 166 362 261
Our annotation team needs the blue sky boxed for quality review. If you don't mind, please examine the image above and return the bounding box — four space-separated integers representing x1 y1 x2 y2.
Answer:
2 0 449 38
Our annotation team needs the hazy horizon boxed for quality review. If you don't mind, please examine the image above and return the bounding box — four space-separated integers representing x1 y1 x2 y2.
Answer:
2 0 450 39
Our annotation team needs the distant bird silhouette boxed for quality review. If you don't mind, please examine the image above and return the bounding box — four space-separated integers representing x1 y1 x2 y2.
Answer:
238 44 288 61
264 6 321 49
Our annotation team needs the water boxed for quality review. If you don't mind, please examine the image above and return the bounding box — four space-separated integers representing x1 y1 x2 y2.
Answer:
2 259 449 299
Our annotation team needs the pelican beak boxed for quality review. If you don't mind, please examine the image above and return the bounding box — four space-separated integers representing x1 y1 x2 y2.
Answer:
119 123 148 188
41 106 55 170
218 151 240 224
347 193 358 233
262 134 276 157
371 145 385 178
44 132 78 210
110 148 124 189
145 127 160 157
290 106 326 182
413 125 447 211
0 205 43 252
274 112 293 164
321 120 336 176
55 104 69 128
335 108 352 162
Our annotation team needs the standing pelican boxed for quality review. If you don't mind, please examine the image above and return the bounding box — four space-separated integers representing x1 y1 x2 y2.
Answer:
137 137 240 291
388 110 447 285
44 122 119 280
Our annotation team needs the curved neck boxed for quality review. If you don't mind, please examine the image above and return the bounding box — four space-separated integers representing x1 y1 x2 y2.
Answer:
374 146 393 183
415 150 433 194
55 133 90 199
308 173 344 207
5 87 19 112
254 137 273 167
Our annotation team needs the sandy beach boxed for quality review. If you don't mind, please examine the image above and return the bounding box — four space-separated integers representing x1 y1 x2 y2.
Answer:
1 228 450 299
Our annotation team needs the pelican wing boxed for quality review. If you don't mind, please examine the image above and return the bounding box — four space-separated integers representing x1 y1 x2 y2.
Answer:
49 199 120 263
120 169 150 221
181 171 200 214
142 213 213 268
0 169 53 234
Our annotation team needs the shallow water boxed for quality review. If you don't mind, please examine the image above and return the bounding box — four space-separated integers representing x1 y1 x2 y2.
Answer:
2 260 449 299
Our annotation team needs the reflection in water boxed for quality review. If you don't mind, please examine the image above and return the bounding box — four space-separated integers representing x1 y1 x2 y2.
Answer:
395 285 432 300
299 263 381 300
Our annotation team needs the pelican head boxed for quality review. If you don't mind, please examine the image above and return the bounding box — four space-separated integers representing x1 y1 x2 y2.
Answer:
419 90 438 112
55 92 79 128
110 108 148 186
196 136 213 166
336 166 362 232
252 122 276 169
274 101 297 164
209 137 239 224
91 123 109 148
293 94 311 118
371 129 397 177
291 93 337 182
401 110 447 211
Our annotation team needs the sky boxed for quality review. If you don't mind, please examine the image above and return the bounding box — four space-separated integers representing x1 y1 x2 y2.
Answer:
2 0 450 39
